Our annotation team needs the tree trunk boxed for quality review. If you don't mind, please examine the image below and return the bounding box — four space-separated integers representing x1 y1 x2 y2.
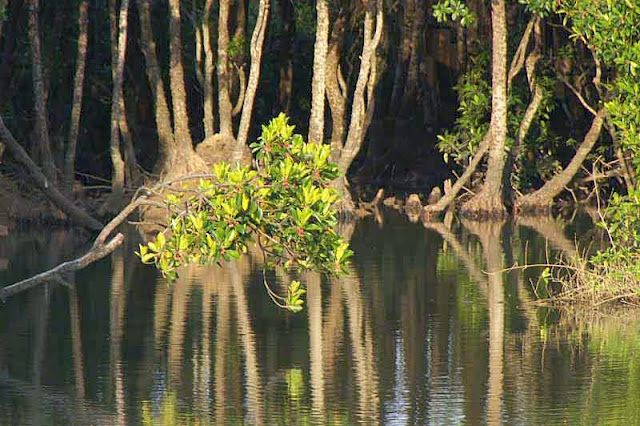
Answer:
326 13 347 161
28 0 56 184
277 0 295 114
64 0 89 195
0 116 103 230
235 0 269 153
389 0 414 114
422 13 535 220
400 0 424 113
108 0 129 196
168 0 193 149
461 0 508 219
337 0 384 176
308 0 330 144
516 109 606 211
202 0 215 138
137 0 175 170
217 0 234 142
510 18 543 179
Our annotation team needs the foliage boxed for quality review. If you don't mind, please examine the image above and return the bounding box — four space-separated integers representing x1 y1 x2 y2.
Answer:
229 33 247 64
436 52 491 167
432 0 475 26
137 114 353 312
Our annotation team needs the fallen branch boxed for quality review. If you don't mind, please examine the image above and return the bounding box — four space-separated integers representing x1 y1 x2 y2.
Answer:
0 115 103 230
0 192 150 299
0 233 124 300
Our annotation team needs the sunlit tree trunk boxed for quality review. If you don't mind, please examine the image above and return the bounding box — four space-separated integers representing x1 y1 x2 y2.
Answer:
28 0 56 184
137 0 175 171
325 13 347 160
461 0 508 218
217 0 234 142
308 0 329 144
108 0 129 196
168 0 193 149
202 0 215 138
235 0 269 154
337 0 384 175
64 0 89 195
423 15 536 220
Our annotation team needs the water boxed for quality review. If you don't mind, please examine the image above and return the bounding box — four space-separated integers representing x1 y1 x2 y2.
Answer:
1 213 639 425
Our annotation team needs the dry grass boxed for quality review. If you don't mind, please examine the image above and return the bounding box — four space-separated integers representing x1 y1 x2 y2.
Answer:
540 251 640 307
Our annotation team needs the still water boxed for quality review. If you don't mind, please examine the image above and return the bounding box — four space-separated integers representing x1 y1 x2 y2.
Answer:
1 212 639 425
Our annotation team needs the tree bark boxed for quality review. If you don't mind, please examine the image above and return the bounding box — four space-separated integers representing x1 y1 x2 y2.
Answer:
202 0 215 138
28 0 56 184
461 0 509 218
400 0 424 113
217 0 234 142
235 0 269 152
389 0 414 114
64 0 89 195
516 109 606 210
168 0 193 149
337 0 384 175
326 12 347 160
422 13 535 219
108 0 129 196
308 0 330 144
137 0 175 170
0 115 103 230
510 18 543 178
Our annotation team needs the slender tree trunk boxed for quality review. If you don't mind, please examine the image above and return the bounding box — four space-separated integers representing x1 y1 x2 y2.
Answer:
326 13 347 160
110 0 138 188
389 0 414 114
168 0 193 149
400 0 424 113
64 0 89 195
334 0 384 214
217 0 234 142
202 0 215 138
28 0 56 184
516 109 606 210
277 0 295 114
461 0 508 218
510 18 543 178
423 8 535 220
337 0 384 175
235 0 269 152
308 0 329 144
231 64 246 116
108 0 129 196
137 0 175 170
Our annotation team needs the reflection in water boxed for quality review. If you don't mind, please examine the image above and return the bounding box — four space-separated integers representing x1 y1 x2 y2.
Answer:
1 214 639 425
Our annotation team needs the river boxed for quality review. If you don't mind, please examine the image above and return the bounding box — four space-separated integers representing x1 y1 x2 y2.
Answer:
1 211 639 425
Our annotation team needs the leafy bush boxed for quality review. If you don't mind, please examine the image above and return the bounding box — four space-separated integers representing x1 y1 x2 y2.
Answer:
137 114 353 312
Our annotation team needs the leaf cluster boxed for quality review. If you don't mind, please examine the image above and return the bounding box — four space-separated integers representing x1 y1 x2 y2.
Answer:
137 114 353 312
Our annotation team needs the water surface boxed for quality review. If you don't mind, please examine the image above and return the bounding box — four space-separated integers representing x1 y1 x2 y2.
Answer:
1 213 639 425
